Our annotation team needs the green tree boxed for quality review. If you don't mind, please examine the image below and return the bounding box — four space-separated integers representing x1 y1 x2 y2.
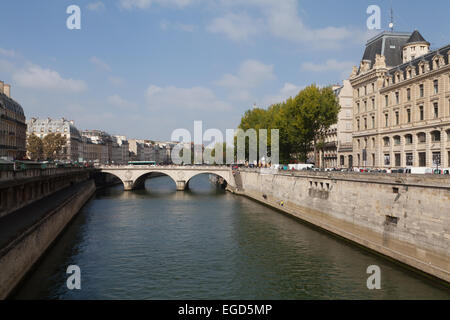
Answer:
42 133 67 160
27 134 44 161
291 85 340 166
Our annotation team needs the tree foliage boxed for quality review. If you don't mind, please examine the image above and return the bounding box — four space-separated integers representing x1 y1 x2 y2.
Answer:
42 133 67 160
237 84 340 164
27 134 44 161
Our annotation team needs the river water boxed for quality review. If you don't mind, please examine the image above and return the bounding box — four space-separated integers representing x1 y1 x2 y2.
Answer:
13 175 450 299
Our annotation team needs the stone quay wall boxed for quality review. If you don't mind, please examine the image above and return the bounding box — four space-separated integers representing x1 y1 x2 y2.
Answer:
237 169 450 283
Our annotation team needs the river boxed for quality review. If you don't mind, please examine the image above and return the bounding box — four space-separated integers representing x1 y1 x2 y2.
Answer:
13 175 450 299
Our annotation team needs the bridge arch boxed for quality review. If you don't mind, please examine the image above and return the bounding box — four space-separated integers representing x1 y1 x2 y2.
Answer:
132 171 177 190
185 171 230 189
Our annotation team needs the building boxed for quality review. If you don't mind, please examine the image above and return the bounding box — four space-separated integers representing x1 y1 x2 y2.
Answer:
350 30 450 169
320 80 354 168
27 117 82 161
111 135 129 165
0 81 26 160
81 130 112 164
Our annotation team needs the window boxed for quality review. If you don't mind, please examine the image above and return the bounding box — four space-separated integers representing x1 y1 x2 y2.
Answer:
372 138 376 148
407 88 411 101
419 105 424 121
385 95 389 107
432 152 441 166
395 154 401 167
383 137 390 147
364 118 367 130
406 153 413 166
421 65 425 74
408 70 412 79
407 109 411 123
357 102 360 113
419 152 426 167
385 113 389 127
431 131 441 142
434 80 439 94
419 84 424 97
364 86 367 96
384 154 391 166
434 102 439 118
372 83 375 93
418 132 426 143
394 136 401 146
395 111 399 125
372 116 375 128
372 154 375 166
371 98 375 110
405 134 413 145
395 92 399 104
357 119 360 130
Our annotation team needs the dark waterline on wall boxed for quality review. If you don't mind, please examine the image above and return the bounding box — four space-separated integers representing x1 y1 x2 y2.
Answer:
13 175 450 300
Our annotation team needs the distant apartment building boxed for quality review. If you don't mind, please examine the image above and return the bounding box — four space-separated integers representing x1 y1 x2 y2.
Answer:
0 81 26 160
111 135 129 165
320 80 354 168
81 130 112 164
350 30 450 168
27 117 81 161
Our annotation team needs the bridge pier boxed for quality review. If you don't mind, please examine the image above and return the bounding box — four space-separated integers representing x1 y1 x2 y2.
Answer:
176 180 187 191
123 180 134 191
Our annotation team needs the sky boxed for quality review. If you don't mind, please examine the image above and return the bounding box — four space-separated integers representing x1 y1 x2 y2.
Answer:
1 0 450 141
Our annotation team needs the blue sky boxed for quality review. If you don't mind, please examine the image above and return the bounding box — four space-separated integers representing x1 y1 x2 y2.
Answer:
1 0 450 141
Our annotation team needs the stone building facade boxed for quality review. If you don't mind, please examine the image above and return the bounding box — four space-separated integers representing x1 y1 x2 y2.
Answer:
0 81 26 160
350 30 450 169
27 117 81 161
321 80 354 168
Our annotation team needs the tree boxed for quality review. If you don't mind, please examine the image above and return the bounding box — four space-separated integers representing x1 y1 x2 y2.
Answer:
42 133 67 160
27 134 44 161
291 85 340 167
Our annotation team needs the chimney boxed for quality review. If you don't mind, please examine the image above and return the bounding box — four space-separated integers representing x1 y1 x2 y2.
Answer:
3 84 11 98
0 81 4 94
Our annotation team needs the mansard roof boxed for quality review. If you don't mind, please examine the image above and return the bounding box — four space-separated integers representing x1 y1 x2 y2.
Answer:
362 31 412 68
0 92 25 117
405 30 430 45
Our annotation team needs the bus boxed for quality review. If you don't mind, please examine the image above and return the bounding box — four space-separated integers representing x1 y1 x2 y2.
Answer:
128 161 156 166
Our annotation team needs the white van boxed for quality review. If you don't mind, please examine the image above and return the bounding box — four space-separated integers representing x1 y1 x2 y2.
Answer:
405 167 433 175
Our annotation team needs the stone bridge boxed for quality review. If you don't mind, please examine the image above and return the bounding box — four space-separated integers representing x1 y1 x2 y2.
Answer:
99 165 236 191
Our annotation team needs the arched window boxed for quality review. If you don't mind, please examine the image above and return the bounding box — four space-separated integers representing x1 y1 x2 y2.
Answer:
405 134 413 145
393 136 401 146
417 132 426 143
383 137 390 147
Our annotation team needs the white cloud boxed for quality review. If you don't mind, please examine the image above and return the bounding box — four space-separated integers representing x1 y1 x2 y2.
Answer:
119 0 195 10
301 59 354 72
0 59 15 73
0 48 15 58
216 59 275 89
207 13 262 41
12 64 87 92
146 85 232 111
86 1 105 11
261 82 303 107
90 56 112 72
206 0 363 48
108 94 137 109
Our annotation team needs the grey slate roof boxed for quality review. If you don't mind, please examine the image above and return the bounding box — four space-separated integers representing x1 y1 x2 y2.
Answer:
406 30 429 45
0 92 25 116
362 31 412 68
